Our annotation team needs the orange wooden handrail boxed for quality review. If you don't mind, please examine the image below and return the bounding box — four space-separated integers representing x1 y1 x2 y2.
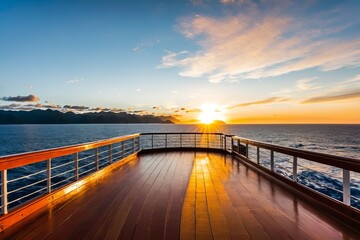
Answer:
0 134 140 170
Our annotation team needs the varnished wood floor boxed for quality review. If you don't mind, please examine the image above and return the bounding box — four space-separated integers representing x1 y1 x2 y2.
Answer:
2 152 360 239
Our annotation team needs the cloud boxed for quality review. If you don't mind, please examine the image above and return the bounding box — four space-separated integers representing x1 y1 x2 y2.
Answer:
229 97 289 108
63 105 89 111
185 108 201 113
2 95 40 102
341 74 360 85
67 77 83 84
301 91 360 104
296 77 321 91
160 3 360 82
133 39 160 53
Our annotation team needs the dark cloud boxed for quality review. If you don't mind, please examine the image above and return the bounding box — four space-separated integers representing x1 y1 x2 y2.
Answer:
2 95 40 102
229 97 289 108
63 105 89 111
301 91 360 104
185 108 201 113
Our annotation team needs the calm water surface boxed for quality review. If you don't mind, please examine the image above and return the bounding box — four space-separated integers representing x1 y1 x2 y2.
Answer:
1 124 359 158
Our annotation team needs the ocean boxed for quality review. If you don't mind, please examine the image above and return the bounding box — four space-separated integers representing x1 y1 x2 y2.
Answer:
0 124 359 209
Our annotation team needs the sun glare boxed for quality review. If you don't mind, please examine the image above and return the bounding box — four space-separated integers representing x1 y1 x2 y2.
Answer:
198 104 224 124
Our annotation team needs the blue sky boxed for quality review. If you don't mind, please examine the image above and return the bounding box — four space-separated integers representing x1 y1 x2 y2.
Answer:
1 0 360 123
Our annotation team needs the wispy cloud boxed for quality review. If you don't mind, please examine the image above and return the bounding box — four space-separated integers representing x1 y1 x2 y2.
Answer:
301 90 360 104
229 97 289 108
296 77 321 91
160 3 360 83
133 39 160 53
1 94 40 102
66 77 83 84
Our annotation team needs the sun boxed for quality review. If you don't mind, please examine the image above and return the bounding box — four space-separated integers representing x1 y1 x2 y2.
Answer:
198 104 224 124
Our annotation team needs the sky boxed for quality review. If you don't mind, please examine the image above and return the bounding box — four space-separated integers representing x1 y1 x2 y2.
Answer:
0 0 360 123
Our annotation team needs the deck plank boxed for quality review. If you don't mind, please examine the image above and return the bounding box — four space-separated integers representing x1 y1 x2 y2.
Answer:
2 151 360 240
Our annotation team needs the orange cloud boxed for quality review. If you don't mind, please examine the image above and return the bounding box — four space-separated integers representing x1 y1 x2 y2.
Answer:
301 91 360 104
229 97 289 108
161 7 360 82
2 94 40 102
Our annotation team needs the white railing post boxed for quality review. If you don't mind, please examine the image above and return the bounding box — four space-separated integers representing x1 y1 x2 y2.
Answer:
47 159 52 193
343 169 350 205
257 146 260 164
293 156 297 182
75 153 79 180
95 148 99 171
1 170 8 214
109 145 112 164
270 150 274 172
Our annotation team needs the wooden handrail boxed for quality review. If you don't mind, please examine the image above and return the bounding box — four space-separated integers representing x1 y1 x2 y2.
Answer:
233 136 360 173
0 134 140 170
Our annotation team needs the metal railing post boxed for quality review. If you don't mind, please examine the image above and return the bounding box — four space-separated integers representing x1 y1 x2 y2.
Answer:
270 150 274 172
47 159 52 193
109 145 113 164
343 169 350 205
180 134 182 148
224 135 226 151
246 143 249 158
132 138 135 153
237 139 240 154
122 141 125 158
1 170 8 214
151 134 154 149
137 136 140 151
207 133 209 148
194 134 197 148
165 134 167 148
231 137 234 153
219 134 222 149
75 152 79 180
95 148 99 171
257 146 260 164
293 156 297 182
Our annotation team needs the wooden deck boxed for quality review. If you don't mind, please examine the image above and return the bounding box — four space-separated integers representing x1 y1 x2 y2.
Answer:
2 151 359 240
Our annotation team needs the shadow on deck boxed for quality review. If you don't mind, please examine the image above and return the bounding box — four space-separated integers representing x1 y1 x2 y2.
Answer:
2 151 359 239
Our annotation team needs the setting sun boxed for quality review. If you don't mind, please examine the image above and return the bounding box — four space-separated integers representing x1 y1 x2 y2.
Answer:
198 104 225 124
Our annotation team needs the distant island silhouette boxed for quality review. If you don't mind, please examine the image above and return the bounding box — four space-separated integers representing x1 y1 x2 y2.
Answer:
0 109 175 124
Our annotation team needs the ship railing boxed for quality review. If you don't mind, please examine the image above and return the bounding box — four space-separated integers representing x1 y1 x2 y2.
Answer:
0 134 140 215
230 136 360 210
140 132 360 211
140 132 232 151
0 132 359 218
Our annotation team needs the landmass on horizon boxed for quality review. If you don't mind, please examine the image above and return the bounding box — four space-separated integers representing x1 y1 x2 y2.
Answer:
0 109 177 124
